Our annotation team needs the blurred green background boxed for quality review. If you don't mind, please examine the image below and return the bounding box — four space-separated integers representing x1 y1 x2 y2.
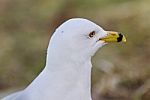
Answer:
0 0 150 100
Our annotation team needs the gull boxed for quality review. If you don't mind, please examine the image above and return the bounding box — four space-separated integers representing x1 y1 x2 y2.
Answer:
2 18 126 100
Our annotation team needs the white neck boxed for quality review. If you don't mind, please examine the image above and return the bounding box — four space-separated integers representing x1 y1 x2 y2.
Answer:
24 47 92 100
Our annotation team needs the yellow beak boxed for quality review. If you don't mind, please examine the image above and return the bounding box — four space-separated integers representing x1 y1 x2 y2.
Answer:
99 31 126 43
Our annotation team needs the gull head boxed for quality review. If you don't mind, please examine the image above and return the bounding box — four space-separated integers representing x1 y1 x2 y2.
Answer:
47 18 126 61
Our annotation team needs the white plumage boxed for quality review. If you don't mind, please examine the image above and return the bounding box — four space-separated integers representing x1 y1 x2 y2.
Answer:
2 18 126 100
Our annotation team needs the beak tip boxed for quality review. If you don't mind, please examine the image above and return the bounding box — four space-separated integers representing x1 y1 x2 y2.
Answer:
122 36 127 43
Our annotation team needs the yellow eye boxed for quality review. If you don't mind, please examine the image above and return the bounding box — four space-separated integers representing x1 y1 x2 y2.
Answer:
89 31 95 38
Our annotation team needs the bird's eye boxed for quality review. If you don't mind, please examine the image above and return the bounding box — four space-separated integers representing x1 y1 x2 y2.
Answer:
89 31 95 38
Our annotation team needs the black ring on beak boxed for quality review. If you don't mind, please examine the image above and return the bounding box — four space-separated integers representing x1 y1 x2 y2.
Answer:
117 33 123 42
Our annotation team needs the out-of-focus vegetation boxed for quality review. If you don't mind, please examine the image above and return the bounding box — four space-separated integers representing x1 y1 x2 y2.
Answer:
0 0 150 100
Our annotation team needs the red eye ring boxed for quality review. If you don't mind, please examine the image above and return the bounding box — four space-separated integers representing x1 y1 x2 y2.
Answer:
89 31 95 38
